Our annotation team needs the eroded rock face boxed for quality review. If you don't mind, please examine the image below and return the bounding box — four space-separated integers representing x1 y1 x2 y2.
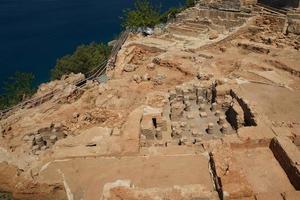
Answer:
36 73 85 97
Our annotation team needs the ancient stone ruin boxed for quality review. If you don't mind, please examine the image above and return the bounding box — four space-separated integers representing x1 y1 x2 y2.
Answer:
0 0 300 199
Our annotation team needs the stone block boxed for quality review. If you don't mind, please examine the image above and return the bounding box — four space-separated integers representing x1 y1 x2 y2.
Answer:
156 127 163 140
255 192 283 200
207 123 215 134
199 104 206 111
283 191 300 200
200 112 208 118
156 117 168 131
111 128 121 136
124 64 137 72
141 117 156 140
272 127 293 137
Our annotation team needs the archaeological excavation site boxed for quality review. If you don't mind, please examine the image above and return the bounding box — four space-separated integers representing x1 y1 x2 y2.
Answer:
0 0 300 199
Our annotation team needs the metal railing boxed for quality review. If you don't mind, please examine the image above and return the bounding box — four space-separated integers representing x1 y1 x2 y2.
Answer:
0 30 129 118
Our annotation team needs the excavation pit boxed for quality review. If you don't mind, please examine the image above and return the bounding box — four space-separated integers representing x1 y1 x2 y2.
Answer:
211 137 300 199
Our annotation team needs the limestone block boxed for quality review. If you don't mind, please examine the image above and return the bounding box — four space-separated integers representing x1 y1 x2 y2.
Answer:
156 127 163 140
200 112 208 118
141 117 156 140
111 128 121 136
156 117 168 131
124 64 137 72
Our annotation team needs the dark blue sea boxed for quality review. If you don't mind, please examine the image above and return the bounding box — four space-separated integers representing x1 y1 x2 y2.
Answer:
0 0 183 88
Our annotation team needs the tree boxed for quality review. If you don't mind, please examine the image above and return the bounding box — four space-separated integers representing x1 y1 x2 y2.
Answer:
122 0 161 29
51 42 110 80
160 7 183 23
185 0 196 8
0 71 35 110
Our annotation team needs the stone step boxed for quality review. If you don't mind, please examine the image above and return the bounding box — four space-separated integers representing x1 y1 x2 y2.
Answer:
167 25 207 37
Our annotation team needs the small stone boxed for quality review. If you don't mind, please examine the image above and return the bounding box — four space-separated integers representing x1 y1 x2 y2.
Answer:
180 122 187 127
215 110 221 117
218 115 226 125
152 57 161 65
32 145 40 151
187 113 195 119
220 47 226 52
53 122 63 129
208 123 214 129
124 64 137 72
191 129 200 137
221 124 229 134
175 86 183 95
181 136 188 143
207 123 215 134
41 146 47 151
197 96 204 104
142 73 150 81
23 135 31 141
34 135 43 142
132 74 142 83
169 90 176 101
50 135 57 143
200 112 208 118
199 104 206 111
183 95 190 102
185 101 192 111
73 112 80 118
197 72 211 81
111 128 121 136
209 30 219 40
153 74 166 85
211 103 217 112
147 63 155 70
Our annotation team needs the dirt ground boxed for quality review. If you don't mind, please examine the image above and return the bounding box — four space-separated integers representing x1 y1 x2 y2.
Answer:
0 2 300 200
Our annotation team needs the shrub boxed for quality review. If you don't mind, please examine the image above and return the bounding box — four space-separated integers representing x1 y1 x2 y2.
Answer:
185 0 196 8
0 72 35 110
50 42 110 80
122 0 161 29
122 0 197 29
160 7 183 23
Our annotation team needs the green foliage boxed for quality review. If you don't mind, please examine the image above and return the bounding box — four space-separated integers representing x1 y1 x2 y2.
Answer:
185 0 196 8
122 0 197 29
51 42 110 80
160 7 184 23
122 0 161 29
0 72 35 110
